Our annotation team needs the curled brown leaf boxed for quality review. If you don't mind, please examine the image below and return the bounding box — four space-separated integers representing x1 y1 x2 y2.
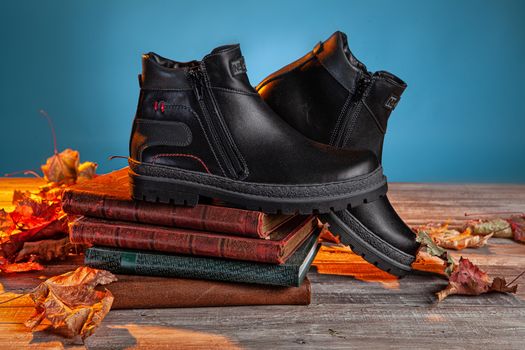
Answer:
15 236 77 262
25 266 117 339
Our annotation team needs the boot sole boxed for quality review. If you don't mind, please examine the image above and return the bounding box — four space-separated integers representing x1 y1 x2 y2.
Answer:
320 209 416 276
129 159 387 215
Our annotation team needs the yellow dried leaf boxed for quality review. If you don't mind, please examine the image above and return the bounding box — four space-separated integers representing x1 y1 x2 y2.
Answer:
415 223 492 250
77 161 98 182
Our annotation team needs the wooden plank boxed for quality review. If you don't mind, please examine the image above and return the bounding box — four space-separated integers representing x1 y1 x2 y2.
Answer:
389 182 525 228
0 178 524 349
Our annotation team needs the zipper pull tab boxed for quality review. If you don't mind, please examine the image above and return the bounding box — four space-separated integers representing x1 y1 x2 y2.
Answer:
190 70 204 100
195 84 204 100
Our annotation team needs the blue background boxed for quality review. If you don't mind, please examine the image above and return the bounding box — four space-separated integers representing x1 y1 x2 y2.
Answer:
1 0 524 182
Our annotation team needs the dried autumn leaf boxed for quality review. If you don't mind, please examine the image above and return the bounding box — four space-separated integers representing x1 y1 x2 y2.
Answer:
10 196 60 229
317 220 341 244
0 209 14 233
411 250 447 276
12 189 32 205
436 257 518 301
37 182 66 201
41 148 79 185
1 215 66 261
76 161 98 183
25 266 117 339
1 181 67 263
320 229 341 244
1 188 67 261
435 228 493 250
508 215 525 243
415 231 455 276
415 230 446 257
15 236 75 262
466 218 513 238
0 256 44 273
415 223 491 250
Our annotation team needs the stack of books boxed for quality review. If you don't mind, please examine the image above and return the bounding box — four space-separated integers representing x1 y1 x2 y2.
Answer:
62 168 320 308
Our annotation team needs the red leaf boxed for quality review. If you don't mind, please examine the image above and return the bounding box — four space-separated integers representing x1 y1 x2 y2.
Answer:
1 189 67 261
507 215 525 243
436 257 519 301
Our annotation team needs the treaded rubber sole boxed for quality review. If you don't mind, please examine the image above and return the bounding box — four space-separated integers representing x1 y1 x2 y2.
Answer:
320 209 416 277
128 160 388 215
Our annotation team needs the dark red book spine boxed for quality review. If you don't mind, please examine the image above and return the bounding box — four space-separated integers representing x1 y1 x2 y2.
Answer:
69 217 313 264
62 191 265 238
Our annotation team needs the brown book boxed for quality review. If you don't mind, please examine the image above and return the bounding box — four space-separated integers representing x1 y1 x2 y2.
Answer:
70 215 316 264
62 168 293 238
108 275 311 309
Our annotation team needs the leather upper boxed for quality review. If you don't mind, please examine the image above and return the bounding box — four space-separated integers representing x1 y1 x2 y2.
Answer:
130 44 379 185
258 31 418 255
257 31 407 161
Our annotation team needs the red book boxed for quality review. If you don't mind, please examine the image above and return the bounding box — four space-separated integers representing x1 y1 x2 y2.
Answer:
62 168 294 239
69 215 316 264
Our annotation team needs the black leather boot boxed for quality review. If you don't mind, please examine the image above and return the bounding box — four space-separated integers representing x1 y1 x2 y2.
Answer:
129 44 388 214
257 32 419 275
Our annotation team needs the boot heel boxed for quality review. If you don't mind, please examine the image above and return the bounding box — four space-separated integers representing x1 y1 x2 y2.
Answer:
130 173 199 206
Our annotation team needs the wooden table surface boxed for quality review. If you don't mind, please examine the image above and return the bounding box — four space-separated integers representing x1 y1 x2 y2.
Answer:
1 178 524 349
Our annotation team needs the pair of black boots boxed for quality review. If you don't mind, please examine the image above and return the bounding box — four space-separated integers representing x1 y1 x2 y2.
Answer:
129 31 419 276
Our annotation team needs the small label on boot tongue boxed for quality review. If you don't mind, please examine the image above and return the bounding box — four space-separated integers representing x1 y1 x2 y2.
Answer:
384 94 400 110
230 57 247 76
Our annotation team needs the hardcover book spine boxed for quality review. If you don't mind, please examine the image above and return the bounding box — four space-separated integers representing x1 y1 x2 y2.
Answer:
62 190 264 238
108 277 311 309
70 220 285 263
84 247 302 287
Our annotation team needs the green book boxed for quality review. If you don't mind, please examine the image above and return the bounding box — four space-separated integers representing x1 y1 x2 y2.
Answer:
84 230 320 287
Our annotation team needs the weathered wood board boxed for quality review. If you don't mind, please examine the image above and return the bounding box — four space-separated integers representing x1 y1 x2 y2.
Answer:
1 179 524 349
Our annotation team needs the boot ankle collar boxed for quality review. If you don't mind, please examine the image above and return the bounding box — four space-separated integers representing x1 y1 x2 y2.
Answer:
140 46 255 93
313 31 368 94
202 44 255 93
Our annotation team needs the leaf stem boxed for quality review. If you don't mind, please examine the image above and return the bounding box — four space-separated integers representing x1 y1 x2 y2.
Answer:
507 270 525 287
464 211 524 217
39 109 58 155
108 155 129 161
4 170 42 178
0 293 27 305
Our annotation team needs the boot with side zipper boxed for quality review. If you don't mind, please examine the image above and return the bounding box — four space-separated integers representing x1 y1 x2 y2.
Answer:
129 44 388 214
257 32 420 275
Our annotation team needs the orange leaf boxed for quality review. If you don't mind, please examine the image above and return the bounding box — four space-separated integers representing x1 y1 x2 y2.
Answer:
1 188 67 261
25 266 117 339
317 220 341 244
0 256 44 273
